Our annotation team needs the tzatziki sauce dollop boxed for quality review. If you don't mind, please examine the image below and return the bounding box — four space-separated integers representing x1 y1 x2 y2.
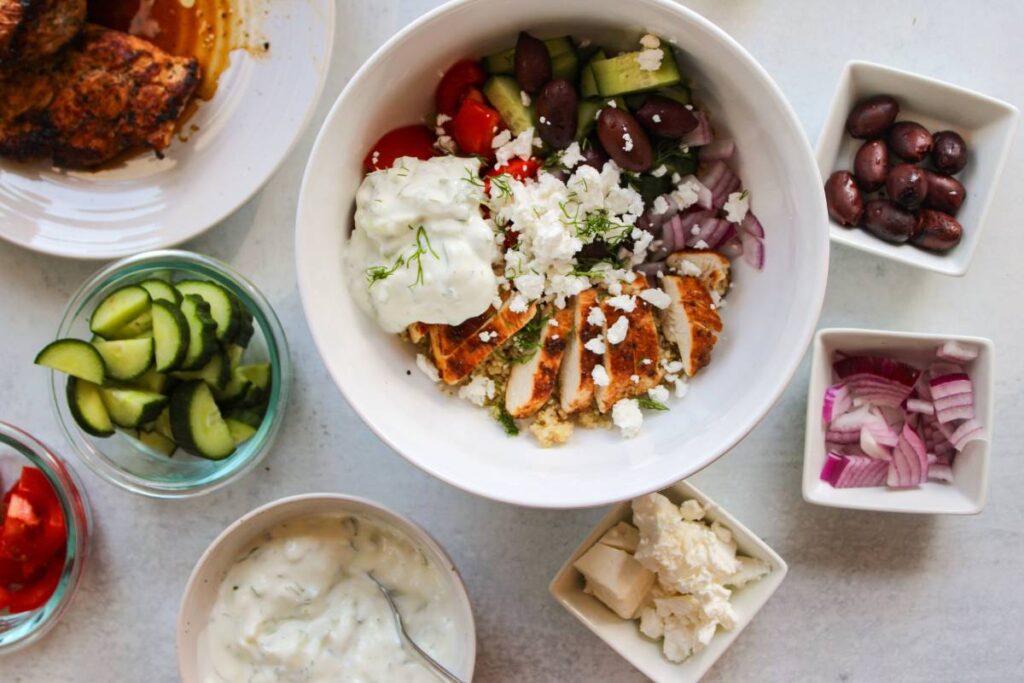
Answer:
201 513 461 683
347 155 499 333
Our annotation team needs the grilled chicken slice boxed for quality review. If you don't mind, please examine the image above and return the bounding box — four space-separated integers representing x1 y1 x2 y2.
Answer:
665 250 731 298
505 305 574 418
407 322 428 344
0 25 200 167
596 275 662 413
558 289 603 414
0 0 85 65
432 299 537 385
661 275 722 377
427 309 492 360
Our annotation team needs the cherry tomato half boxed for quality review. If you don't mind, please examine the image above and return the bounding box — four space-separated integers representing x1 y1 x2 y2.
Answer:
487 157 542 181
453 100 503 159
364 125 436 172
435 59 487 116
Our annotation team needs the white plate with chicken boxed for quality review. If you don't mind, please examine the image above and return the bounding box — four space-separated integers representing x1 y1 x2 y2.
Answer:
296 0 829 508
0 0 334 259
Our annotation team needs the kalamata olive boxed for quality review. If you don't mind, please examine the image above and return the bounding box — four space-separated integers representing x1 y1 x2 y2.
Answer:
535 80 578 150
845 94 899 139
580 134 609 170
861 199 916 243
886 121 933 162
923 169 966 215
824 171 864 226
596 108 653 172
853 139 890 191
634 95 698 139
912 209 962 252
886 163 928 209
514 31 551 94
931 130 968 175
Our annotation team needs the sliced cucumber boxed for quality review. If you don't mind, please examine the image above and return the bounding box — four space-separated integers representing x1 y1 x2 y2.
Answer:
222 406 265 429
151 299 190 372
139 279 182 305
90 286 151 338
67 377 115 437
593 47 681 96
580 50 607 98
154 407 174 441
551 50 579 82
35 339 106 384
104 310 153 340
577 100 602 140
92 338 154 382
236 363 271 406
225 343 246 368
483 76 535 136
175 281 240 343
170 381 236 460
98 387 169 429
135 429 177 457
179 294 217 371
213 369 251 405
130 367 169 394
234 313 255 348
172 346 229 389
659 85 692 106
226 418 257 446
484 36 574 74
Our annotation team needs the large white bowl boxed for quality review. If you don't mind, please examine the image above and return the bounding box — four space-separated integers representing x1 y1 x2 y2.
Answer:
295 0 829 508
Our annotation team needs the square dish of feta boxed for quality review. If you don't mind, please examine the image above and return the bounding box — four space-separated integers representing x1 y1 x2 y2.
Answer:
549 481 787 682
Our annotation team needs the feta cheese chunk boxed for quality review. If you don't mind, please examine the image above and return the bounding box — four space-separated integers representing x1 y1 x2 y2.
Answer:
612 398 643 437
457 375 495 406
573 543 655 620
598 521 641 553
415 353 440 383
723 190 749 223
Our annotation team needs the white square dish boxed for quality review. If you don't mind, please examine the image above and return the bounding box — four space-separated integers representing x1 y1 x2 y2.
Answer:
548 481 787 682
803 328 993 514
816 60 1019 276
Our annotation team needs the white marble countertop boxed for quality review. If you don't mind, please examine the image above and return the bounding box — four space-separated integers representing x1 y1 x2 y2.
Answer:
3 1 1022 680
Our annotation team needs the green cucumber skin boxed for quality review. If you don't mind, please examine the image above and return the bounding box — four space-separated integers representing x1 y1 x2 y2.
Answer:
66 377 115 437
89 285 152 338
152 300 190 372
35 339 107 385
139 279 183 305
169 381 236 460
179 295 218 371
92 338 154 382
99 388 169 429
175 280 241 343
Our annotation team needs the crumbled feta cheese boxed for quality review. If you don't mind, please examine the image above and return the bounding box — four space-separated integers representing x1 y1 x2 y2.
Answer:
677 259 703 277
520 90 532 107
648 385 670 403
578 38 592 48
607 294 637 312
539 115 548 125
371 151 380 165
710 290 724 309
638 288 671 309
587 306 606 327
672 376 689 398
612 398 644 437
693 239 709 250
609 281 623 296
640 33 661 49
652 114 662 123
636 47 663 72
533 137 544 149
479 330 499 342
670 176 703 211
436 113 451 126
415 353 439 382
491 129 512 149
671 172 682 184
508 294 528 313
493 127 535 167
607 316 630 345
548 318 561 327
641 358 653 365
458 375 495 406
690 226 700 236
650 164 667 178
630 374 640 384
662 359 684 374
723 191 750 223
514 272 545 301
584 337 606 355
592 364 610 387
559 141 585 169
607 99 618 108
435 135 456 154
652 196 670 215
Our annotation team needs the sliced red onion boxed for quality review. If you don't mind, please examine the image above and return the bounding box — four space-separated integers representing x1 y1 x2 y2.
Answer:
950 418 984 451
822 383 852 422
821 452 889 488
928 464 954 482
698 140 735 162
887 424 928 488
719 234 743 259
937 340 979 363
661 215 679 252
680 111 712 147
686 218 732 250
686 176 714 210
740 231 764 270
697 161 726 196
863 410 899 448
860 425 892 460
713 175 741 210
905 398 934 415
740 212 765 238
697 161 741 210
929 373 974 423
929 373 972 399
833 356 919 407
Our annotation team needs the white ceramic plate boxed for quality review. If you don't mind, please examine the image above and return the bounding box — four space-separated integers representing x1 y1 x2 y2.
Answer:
296 0 829 508
0 0 334 260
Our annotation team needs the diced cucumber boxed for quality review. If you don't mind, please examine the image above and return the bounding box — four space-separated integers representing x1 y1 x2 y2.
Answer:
212 352 251 404
175 281 240 343
172 346 229 389
130 367 169 394
551 50 579 82
593 47 680 96
226 418 257 446
139 279 182 305
483 76 535 136
91 338 154 382
170 381 236 460
154 407 174 441
179 295 217 371
576 100 603 140
66 377 115 437
151 299 190 372
223 406 265 429
236 364 271 406
580 50 606 98
133 429 177 457
90 286 151 338
104 310 153 340
234 313 255 348
658 85 692 106
99 387 169 429
148 269 175 282
35 339 106 384
484 36 574 74
225 343 245 368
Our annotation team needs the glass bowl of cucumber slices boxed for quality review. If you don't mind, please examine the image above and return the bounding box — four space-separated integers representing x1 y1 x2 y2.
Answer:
39 250 292 498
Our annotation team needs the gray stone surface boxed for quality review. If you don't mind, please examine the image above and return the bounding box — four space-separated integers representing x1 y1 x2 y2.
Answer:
2 1 1022 681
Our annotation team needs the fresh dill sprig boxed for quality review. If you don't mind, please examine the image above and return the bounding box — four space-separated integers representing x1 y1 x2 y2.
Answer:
461 167 485 188
502 311 546 365
493 405 520 436
364 225 439 288
637 396 669 411
366 256 405 286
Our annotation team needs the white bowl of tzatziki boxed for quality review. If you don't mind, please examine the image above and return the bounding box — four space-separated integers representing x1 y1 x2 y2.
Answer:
176 494 476 682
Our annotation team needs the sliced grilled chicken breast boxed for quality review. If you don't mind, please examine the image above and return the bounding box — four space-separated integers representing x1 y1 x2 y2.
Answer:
596 275 662 413
505 306 574 418
665 250 731 298
432 299 537 385
558 289 603 414
660 275 722 377
407 322 428 344
428 309 492 360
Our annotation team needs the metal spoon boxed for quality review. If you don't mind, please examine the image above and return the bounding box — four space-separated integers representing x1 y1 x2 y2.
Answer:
367 573 465 683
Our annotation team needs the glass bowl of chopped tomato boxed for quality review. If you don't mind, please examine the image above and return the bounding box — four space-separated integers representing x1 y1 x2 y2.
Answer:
0 422 91 654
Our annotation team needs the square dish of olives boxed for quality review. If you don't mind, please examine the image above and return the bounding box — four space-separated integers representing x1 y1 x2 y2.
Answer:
816 60 1018 276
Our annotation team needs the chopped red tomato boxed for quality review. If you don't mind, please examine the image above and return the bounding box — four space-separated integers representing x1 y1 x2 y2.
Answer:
363 125 436 172
453 99 503 158
486 157 542 181
0 557 20 585
435 60 487 116
0 493 40 561
0 585 10 611
12 467 55 510
8 557 63 614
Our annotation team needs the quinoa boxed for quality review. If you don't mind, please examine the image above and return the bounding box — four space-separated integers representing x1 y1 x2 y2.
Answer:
528 403 575 447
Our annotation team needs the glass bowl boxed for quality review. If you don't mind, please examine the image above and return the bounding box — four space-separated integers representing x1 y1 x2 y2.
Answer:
0 422 91 654
48 250 292 498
